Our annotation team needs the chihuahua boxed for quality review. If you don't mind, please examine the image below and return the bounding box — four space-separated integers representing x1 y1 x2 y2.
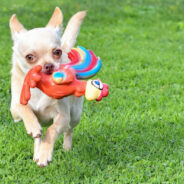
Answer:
9 7 86 167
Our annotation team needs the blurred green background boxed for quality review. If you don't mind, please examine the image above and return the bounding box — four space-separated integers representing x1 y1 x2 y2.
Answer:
1 0 184 183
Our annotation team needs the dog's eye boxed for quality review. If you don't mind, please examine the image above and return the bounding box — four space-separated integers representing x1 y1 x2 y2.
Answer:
26 54 37 63
54 49 62 56
53 49 62 59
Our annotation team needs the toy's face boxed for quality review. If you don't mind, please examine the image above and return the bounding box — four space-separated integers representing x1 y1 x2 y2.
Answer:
12 28 62 74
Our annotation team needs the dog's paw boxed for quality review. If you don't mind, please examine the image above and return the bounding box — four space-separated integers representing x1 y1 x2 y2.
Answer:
13 116 22 123
63 133 72 151
37 143 53 167
33 153 39 163
25 122 42 138
33 155 39 163
10 108 22 123
63 142 72 151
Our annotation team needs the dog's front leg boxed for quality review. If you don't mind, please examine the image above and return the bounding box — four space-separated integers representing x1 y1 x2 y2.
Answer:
14 104 42 138
10 74 42 138
37 113 70 167
33 137 41 162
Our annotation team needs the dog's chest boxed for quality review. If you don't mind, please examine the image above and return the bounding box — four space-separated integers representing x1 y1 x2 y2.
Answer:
28 88 58 122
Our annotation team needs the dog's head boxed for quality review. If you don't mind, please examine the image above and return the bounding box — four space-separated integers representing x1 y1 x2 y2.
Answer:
10 7 86 75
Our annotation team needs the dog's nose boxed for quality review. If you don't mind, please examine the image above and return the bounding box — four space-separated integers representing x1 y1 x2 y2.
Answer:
43 63 54 74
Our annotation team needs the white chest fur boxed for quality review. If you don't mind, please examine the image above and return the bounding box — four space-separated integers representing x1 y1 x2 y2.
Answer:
28 88 83 126
29 88 59 123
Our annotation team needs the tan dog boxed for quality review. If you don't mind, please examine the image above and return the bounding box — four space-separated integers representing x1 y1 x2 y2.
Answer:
9 7 86 167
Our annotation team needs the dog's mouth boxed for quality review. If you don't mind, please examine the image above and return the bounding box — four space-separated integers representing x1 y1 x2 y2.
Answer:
43 70 53 75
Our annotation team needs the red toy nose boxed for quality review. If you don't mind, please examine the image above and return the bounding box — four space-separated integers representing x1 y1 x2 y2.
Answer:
43 63 54 74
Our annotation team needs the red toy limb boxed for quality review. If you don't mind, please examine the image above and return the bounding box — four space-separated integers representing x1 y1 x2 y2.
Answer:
20 65 42 105
20 83 31 105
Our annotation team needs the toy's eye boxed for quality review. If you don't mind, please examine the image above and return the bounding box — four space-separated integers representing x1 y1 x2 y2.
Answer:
52 71 65 84
25 54 37 63
91 80 103 90
53 49 62 59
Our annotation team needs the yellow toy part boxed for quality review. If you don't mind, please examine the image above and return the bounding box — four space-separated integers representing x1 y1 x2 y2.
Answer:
85 80 102 101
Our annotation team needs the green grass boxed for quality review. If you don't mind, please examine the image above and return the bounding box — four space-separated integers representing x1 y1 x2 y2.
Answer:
1 0 184 183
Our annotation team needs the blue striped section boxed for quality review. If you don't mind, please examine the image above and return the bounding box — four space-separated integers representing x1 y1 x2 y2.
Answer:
71 46 91 70
76 57 101 79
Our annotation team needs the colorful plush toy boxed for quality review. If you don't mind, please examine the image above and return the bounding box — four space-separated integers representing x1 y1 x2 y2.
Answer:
20 46 109 105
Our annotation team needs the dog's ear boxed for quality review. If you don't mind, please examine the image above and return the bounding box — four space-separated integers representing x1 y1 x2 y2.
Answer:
61 11 86 52
46 7 63 32
9 14 27 41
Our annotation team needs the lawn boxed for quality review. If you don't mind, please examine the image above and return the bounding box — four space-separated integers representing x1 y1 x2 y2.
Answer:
1 0 184 183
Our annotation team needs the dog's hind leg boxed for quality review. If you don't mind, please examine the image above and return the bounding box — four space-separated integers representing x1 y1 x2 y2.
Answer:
62 96 83 151
63 130 73 151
